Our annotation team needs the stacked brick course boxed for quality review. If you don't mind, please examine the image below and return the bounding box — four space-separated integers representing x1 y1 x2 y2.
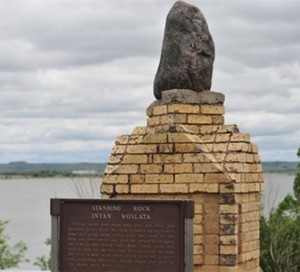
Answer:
101 90 263 272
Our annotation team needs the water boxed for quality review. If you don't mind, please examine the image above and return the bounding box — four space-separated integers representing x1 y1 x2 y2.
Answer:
0 176 100 270
263 173 295 216
0 173 295 270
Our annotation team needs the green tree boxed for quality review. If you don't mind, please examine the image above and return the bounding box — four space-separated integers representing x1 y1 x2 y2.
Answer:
260 148 300 272
34 238 51 270
0 220 28 269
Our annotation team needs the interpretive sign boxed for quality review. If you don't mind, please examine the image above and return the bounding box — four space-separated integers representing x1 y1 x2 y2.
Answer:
50 199 194 272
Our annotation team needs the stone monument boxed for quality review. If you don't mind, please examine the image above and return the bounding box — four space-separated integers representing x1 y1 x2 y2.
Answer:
101 1 263 271
154 1 214 99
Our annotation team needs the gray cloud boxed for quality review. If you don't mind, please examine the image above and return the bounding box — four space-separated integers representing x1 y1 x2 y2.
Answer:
0 0 299 162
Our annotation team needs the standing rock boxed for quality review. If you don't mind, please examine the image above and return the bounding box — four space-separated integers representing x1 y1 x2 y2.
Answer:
154 1 215 99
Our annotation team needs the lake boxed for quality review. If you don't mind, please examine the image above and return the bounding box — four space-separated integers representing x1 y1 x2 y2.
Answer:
0 173 296 270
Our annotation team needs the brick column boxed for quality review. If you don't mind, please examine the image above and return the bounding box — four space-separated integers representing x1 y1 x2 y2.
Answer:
101 90 264 272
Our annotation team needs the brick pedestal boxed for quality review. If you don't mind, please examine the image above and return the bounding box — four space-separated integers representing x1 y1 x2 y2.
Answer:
101 90 264 272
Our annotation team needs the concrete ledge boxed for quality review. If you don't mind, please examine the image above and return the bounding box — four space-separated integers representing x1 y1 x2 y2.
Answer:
154 89 225 105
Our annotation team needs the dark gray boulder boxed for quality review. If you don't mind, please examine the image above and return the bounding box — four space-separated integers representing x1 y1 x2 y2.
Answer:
154 1 215 99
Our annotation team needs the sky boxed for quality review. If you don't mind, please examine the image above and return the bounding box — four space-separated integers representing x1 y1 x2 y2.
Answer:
0 0 299 163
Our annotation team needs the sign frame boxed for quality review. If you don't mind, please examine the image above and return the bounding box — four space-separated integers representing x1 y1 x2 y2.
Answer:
50 198 194 272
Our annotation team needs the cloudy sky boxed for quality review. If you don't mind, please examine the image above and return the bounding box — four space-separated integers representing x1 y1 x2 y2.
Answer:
0 0 299 163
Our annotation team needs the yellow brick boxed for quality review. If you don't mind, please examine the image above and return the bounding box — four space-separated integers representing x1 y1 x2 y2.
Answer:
194 245 203 255
153 154 182 163
246 153 255 163
194 163 223 173
220 235 238 245
147 116 160 126
103 174 128 184
129 175 144 184
145 174 173 184
131 126 147 135
195 204 203 213
167 133 189 143
115 165 139 174
175 173 203 183
225 163 244 173
141 134 167 143
183 153 211 163
194 224 203 234
212 143 228 152
201 105 225 114
100 184 114 194
168 104 200 113
178 124 199 134
204 216 219 235
241 231 259 242
159 184 188 193
252 144 259 153
108 154 122 164
198 134 215 143
204 255 219 265
219 183 237 193
220 245 238 255
101 194 110 199
220 223 238 235
175 143 196 153
218 124 239 134
128 135 143 144
212 115 224 125
194 214 203 224
205 173 231 183
220 204 239 214
205 244 219 255
115 184 129 194
204 234 219 245
164 163 193 174
230 133 250 143
227 142 249 152
254 153 261 163
215 133 230 142
220 214 238 224
122 154 148 164
214 153 226 162
126 144 157 154
189 183 218 193
152 105 167 115
198 265 220 272
115 135 129 145
111 145 126 155
131 184 159 194
249 221 260 231
158 143 173 153
140 164 162 174
199 125 219 134
104 165 118 174
194 255 204 265
194 234 203 244
219 266 239 272
160 114 187 124
187 114 212 124
226 153 247 162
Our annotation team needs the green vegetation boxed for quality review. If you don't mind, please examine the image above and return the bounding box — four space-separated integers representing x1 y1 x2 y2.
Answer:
0 220 28 269
260 148 300 272
0 162 106 178
34 238 51 270
262 161 298 174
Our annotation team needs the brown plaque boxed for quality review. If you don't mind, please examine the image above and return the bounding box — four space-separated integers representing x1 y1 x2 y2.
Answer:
51 199 194 272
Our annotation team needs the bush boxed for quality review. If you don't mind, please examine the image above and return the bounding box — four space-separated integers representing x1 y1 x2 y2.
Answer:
260 147 300 272
0 220 28 269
